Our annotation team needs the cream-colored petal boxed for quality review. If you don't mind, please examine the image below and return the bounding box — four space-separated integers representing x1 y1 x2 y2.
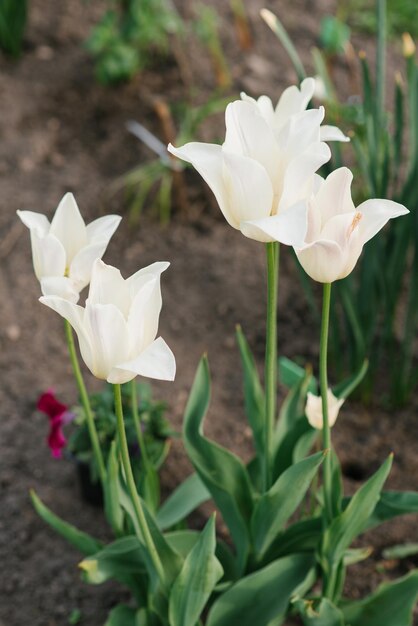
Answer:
296 238 348 283
70 243 116 293
315 167 355 224
128 276 163 354
241 200 308 246
86 214 122 244
17 210 50 236
320 125 350 143
49 193 88 265
305 389 344 430
84 302 130 380
274 78 315 130
127 261 169 298
30 232 66 280
109 337 176 383
356 198 409 246
40 276 80 303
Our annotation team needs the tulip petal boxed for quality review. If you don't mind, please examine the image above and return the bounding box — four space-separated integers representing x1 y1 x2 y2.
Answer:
127 261 170 297
305 389 344 430
274 77 315 129
320 125 350 143
296 238 348 283
86 214 122 244
356 198 409 246
49 193 88 265
31 232 66 280
277 108 324 158
224 100 281 185
85 259 130 316
222 150 274 225
168 142 239 227
128 276 163 353
84 303 130 380
109 337 176 384
17 210 50 236
240 93 276 128
315 167 355 223
241 200 308 246
70 242 114 292
40 276 80 303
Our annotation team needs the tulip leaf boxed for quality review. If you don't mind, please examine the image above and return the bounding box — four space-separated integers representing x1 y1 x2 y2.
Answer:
156 473 210 531
382 543 418 560
104 605 138 626
365 490 418 529
236 325 265 459
342 570 418 626
333 359 368 399
183 356 254 571
320 455 392 571
169 515 223 626
30 489 102 556
279 357 317 393
296 598 344 626
261 517 322 566
79 536 146 589
206 553 314 626
103 440 125 537
251 451 325 558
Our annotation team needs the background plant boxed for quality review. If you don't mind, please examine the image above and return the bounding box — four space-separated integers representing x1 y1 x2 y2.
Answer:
0 0 28 58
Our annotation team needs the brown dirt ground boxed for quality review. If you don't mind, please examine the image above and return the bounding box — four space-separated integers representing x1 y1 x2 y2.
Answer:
0 0 417 624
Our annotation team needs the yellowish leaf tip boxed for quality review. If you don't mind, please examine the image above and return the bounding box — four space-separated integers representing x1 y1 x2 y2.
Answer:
358 50 367 59
402 32 416 58
78 558 98 573
260 8 276 30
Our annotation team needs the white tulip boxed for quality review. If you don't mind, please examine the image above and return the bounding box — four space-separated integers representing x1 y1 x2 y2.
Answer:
292 167 409 283
40 259 176 384
17 193 121 302
168 81 341 246
305 389 344 430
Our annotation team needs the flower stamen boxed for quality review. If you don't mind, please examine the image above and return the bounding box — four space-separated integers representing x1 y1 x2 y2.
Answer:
347 211 362 238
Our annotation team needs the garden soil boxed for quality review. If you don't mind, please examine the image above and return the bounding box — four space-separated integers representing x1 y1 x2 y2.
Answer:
1 0 417 624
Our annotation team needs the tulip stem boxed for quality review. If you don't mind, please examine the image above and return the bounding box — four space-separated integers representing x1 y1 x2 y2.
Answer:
320 283 333 524
64 319 106 485
114 383 165 586
264 241 279 491
130 381 151 473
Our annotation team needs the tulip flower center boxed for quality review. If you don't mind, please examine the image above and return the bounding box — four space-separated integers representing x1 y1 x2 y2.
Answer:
347 211 362 238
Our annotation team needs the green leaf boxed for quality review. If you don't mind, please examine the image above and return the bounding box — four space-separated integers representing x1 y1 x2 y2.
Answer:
366 490 418 529
104 604 137 626
156 473 210 531
236 325 265 459
251 451 325 558
260 8 306 82
321 455 392 570
382 543 418 560
183 357 254 571
206 553 314 626
333 360 369 399
279 357 317 392
79 536 146 584
296 598 344 626
103 440 125 536
30 490 102 556
342 570 418 626
343 546 372 566
169 515 223 626
261 518 322 566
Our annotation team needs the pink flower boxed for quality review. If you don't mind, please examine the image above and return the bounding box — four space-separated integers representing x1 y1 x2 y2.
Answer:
37 390 74 459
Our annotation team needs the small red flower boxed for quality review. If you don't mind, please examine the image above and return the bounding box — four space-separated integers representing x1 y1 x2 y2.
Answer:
37 390 73 459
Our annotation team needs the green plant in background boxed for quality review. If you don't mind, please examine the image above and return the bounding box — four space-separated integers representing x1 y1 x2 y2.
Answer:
0 0 28 58
86 0 184 85
263 1 418 406
194 3 231 89
339 0 418 39
117 95 232 224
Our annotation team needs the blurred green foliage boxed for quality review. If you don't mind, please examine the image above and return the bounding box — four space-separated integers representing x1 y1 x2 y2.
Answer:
340 0 418 38
0 0 27 57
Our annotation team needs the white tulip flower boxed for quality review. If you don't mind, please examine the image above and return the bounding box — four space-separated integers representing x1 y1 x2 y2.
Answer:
17 193 121 302
40 259 176 384
168 79 346 246
305 389 344 430
291 167 409 283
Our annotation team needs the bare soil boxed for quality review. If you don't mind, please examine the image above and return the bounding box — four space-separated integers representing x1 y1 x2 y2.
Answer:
0 1 417 624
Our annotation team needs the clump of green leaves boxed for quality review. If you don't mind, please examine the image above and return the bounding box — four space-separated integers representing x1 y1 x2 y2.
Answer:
86 0 183 84
0 0 27 58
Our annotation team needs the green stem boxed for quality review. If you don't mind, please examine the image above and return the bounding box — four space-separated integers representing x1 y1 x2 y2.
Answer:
263 242 279 491
64 319 106 485
130 381 151 471
320 283 333 524
113 383 165 585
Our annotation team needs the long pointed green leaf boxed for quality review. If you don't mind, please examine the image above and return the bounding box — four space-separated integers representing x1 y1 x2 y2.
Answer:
169 515 223 626
296 598 344 625
206 553 314 626
183 356 254 571
157 473 210 530
30 490 102 556
251 451 325 558
103 440 125 537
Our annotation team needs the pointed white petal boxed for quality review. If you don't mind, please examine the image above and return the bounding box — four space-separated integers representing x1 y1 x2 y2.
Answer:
241 200 308 246
296 238 348 283
87 260 130 317
69 241 110 292
49 193 88 265
17 210 50 236
274 78 315 129
128 276 163 353
40 276 80 302
127 261 170 297
84 303 130 380
320 125 350 143
30 232 66 280
86 214 122 244
109 337 176 383
305 389 344 429
356 198 409 245
315 167 355 223
168 142 239 228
